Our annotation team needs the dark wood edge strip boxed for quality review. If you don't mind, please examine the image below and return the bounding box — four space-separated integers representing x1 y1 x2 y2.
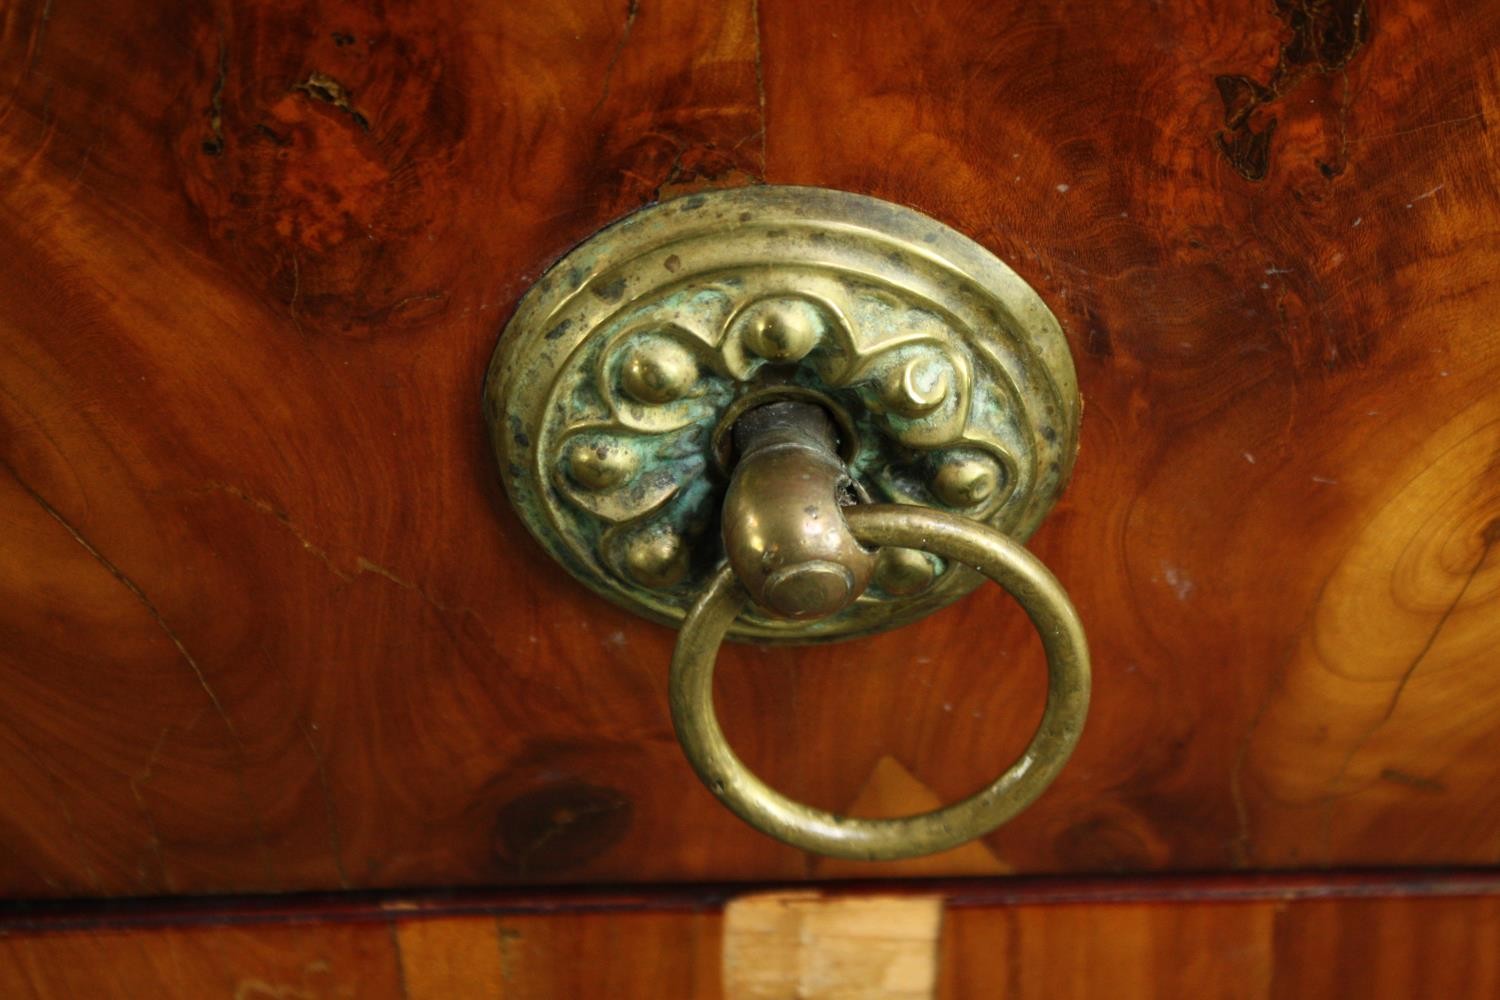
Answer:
2 868 1498 934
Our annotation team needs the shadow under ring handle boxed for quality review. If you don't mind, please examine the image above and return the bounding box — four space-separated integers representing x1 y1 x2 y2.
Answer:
669 504 1091 861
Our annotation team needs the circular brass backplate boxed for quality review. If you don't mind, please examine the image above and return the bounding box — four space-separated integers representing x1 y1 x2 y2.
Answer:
484 186 1079 642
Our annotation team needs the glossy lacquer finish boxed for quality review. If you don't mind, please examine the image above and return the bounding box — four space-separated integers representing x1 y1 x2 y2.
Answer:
1 875 1498 998
1 0 1498 895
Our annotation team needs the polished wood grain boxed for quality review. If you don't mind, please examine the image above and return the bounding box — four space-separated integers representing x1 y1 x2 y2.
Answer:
0 922 407 999
938 894 1500 999
1 880 1497 998
1 0 1498 895
940 901 1277 999
0 911 727 999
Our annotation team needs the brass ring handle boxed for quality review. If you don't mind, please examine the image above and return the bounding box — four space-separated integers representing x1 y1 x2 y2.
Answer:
669 504 1091 861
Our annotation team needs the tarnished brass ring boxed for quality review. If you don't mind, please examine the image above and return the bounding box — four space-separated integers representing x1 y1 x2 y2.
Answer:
669 504 1090 861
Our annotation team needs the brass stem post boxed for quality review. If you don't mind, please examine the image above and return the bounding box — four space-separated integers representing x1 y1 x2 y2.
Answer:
721 401 875 620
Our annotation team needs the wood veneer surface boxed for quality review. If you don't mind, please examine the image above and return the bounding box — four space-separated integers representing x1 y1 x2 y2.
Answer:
1 0 1497 894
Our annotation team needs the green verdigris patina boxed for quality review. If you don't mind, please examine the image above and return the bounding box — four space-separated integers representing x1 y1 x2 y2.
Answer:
483 185 1079 642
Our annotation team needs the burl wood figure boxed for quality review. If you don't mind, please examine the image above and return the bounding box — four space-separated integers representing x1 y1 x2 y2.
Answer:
0 0 1496 902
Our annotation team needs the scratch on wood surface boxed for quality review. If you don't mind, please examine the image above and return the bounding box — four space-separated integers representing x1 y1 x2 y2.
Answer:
202 481 507 658
287 249 304 335
356 290 448 325
299 719 351 888
643 147 686 200
751 0 767 175
24 0 53 78
1316 525 1496 860
66 140 96 184
590 0 640 118
1350 111 1486 144
1222 556 1280 867
4 462 277 888
1404 184 1445 208
1317 70 1353 178
203 482 350 580
127 724 176 892
1226 710 1260 869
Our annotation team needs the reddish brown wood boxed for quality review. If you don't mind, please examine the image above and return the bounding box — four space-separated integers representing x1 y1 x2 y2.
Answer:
938 894 1500 999
939 901 1277 999
0 922 406 999
0 880 1496 998
1270 896 1500 998
0 911 725 999
496 911 725 1000
1 0 1498 896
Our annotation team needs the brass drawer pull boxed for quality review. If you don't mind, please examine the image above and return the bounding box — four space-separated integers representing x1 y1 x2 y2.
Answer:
486 186 1089 859
671 402 1089 860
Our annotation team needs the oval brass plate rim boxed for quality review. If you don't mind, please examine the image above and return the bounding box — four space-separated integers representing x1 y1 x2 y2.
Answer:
485 185 1081 643
668 503 1091 860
